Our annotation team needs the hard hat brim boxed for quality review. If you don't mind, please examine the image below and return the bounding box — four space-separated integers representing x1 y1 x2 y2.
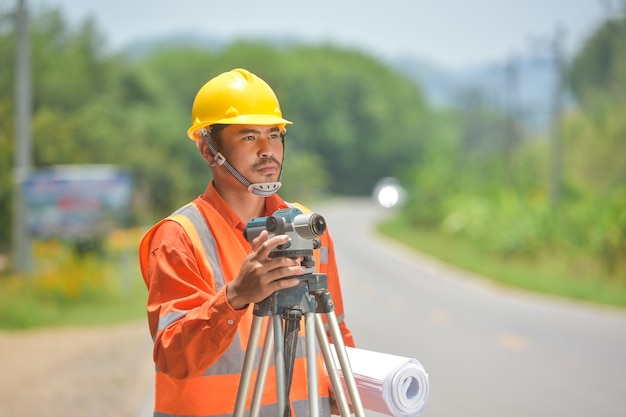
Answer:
187 114 292 140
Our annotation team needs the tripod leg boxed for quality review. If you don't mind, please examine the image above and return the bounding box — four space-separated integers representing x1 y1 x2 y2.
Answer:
325 311 366 417
305 312 320 417
283 308 303 417
273 314 287 415
249 318 275 417
234 315 264 417
314 314 351 417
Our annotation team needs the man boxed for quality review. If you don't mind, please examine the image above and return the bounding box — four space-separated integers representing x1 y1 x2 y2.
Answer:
139 68 354 417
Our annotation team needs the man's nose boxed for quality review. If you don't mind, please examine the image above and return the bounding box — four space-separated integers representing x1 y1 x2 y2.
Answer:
257 138 274 158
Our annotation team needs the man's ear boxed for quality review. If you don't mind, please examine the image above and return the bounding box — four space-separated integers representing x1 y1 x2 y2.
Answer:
196 139 214 163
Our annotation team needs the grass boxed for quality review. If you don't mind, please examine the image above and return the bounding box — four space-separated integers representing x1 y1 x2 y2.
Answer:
0 228 148 331
0 283 146 330
378 215 626 309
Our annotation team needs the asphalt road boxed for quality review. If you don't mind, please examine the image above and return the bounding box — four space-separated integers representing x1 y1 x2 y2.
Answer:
138 198 626 417
316 198 626 417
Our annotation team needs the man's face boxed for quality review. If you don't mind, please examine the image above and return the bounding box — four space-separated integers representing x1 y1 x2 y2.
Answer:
217 124 284 185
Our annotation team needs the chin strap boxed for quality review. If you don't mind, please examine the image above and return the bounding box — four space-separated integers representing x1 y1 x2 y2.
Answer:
200 129 283 197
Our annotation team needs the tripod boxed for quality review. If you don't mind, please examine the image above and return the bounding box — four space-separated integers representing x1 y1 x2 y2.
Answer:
233 272 366 417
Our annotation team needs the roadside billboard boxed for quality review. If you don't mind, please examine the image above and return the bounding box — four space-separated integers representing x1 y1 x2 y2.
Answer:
23 165 133 239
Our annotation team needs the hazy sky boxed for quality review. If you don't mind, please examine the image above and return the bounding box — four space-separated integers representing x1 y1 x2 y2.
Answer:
33 0 611 70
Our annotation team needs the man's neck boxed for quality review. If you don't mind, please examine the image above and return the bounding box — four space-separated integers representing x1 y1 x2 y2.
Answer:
213 181 266 223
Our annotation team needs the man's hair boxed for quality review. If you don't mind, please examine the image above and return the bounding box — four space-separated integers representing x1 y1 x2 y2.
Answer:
208 124 227 147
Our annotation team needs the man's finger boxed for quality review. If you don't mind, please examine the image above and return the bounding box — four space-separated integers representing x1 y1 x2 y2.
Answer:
257 234 290 258
250 230 269 251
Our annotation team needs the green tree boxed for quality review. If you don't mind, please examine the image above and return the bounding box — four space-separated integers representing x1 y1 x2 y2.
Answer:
565 13 626 195
1 5 113 247
281 46 430 195
568 14 626 106
560 14 626 275
1 5 434 243
124 42 432 210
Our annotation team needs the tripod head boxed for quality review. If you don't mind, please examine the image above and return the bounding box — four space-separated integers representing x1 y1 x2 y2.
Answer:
252 272 333 317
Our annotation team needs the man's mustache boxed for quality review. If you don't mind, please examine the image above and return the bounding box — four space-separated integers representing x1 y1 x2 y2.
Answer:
253 157 281 170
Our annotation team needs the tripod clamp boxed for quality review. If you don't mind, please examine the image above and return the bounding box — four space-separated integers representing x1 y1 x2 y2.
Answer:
233 273 365 417
253 273 331 316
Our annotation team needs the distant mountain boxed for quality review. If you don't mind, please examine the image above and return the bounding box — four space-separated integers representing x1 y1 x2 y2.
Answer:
121 32 230 59
122 33 566 133
122 32 313 60
388 54 568 133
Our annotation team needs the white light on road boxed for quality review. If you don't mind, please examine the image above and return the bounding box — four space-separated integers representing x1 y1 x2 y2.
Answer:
377 185 400 208
373 177 406 209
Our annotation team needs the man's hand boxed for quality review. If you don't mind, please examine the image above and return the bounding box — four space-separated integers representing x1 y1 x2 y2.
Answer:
227 230 304 310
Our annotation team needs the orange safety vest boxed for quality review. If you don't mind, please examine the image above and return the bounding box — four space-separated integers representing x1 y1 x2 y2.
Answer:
140 199 342 417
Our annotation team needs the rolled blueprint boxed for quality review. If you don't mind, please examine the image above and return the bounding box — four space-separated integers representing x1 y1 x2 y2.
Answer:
327 346 429 417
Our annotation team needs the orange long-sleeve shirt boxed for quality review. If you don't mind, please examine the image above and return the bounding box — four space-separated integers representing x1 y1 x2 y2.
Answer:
139 181 354 416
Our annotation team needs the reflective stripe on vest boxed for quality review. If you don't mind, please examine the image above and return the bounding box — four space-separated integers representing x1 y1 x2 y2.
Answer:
171 203 226 288
154 202 328 417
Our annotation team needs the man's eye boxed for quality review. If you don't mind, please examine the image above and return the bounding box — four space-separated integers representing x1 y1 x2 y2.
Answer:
244 135 255 141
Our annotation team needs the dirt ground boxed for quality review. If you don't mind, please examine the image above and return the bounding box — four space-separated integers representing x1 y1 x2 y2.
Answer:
0 320 154 417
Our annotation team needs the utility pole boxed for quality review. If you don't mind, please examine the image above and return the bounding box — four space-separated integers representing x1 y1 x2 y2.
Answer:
13 0 33 273
503 55 521 177
549 25 565 211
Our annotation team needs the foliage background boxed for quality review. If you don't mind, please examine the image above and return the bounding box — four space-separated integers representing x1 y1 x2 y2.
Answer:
0 4 624 323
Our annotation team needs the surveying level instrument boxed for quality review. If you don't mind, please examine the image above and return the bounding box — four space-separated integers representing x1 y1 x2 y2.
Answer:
235 207 365 417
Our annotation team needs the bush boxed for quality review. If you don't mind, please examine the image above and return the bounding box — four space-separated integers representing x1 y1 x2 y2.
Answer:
0 228 147 330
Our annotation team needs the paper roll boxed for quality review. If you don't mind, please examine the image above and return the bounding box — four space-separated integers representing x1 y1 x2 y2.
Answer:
326 347 429 417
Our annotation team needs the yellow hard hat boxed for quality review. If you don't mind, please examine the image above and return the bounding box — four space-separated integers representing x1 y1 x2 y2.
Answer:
187 68 292 140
